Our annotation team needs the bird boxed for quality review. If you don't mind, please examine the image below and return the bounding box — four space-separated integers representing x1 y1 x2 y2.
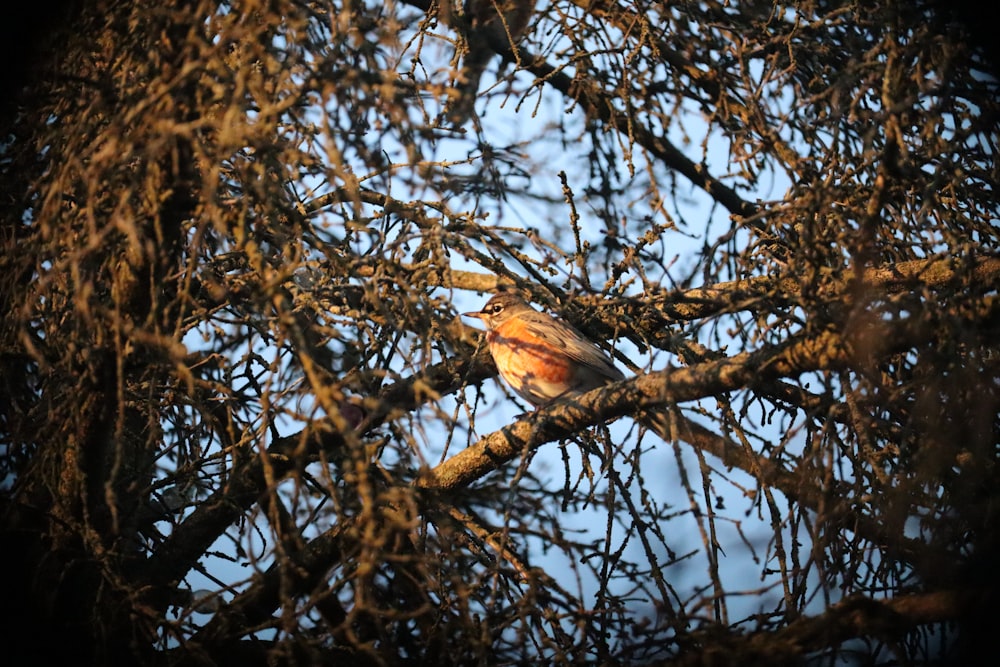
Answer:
447 0 533 126
463 291 672 440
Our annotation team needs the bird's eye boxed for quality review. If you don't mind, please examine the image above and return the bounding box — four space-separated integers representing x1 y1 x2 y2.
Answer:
489 304 504 314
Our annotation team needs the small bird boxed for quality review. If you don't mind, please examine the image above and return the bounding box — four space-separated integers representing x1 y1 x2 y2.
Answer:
464 291 671 440
463 291 624 406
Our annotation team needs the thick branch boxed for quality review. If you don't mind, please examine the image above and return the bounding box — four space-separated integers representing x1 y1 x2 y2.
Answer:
419 292 1000 490
671 589 978 666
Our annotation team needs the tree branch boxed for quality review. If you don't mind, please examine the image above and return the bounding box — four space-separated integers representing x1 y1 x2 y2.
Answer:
670 589 978 666
420 292 1000 490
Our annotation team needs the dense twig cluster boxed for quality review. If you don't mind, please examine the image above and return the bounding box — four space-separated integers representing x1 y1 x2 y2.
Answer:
1 0 998 665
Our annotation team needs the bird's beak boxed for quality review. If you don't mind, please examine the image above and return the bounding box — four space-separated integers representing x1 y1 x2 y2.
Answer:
462 311 485 320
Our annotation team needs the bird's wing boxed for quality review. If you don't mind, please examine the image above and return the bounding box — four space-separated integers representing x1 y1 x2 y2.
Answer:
519 311 626 383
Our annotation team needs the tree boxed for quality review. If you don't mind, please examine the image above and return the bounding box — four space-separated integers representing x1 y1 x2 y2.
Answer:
2 0 998 664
